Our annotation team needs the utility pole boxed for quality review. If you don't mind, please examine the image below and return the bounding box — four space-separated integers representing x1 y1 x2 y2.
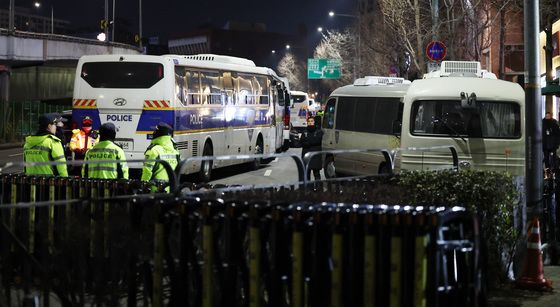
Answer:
545 16 553 114
524 0 543 216
431 0 439 40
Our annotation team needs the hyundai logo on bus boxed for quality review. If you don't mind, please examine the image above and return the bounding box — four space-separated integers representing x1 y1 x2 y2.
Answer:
113 98 127 106
107 114 133 122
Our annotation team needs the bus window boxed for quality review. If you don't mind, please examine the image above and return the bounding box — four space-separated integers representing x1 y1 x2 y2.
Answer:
185 70 201 105
81 62 163 88
324 98 336 129
238 74 254 104
175 67 187 106
335 97 356 131
254 76 269 105
354 98 376 133
411 100 520 138
201 70 222 105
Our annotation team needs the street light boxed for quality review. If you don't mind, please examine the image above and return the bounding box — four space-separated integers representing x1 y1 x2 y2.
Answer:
328 10 361 80
286 44 291 50
97 32 107 42
33 2 54 34
317 27 323 32
272 50 276 54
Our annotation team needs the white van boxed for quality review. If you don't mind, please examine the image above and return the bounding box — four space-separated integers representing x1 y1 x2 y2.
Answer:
289 90 310 132
321 76 410 177
399 61 525 175
322 62 525 178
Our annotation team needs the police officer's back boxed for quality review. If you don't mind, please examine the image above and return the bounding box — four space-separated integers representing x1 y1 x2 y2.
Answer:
543 112 560 169
23 113 68 176
82 123 129 179
141 123 180 183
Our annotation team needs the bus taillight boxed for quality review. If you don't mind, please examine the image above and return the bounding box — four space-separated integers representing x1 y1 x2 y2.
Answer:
283 113 290 126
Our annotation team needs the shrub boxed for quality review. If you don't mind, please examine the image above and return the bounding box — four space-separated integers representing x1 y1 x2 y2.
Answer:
396 169 519 285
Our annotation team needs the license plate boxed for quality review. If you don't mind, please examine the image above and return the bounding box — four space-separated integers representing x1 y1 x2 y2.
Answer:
114 140 133 151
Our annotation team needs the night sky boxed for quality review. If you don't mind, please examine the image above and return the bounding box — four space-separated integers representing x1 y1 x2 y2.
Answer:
7 0 358 41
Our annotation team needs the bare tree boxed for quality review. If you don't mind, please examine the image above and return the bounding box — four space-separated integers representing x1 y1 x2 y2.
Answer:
277 52 305 91
379 0 432 75
313 29 357 90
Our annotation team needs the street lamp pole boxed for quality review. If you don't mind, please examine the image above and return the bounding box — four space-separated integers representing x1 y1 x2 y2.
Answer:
329 11 361 80
112 0 115 41
8 0 14 33
50 6 53 34
139 0 143 49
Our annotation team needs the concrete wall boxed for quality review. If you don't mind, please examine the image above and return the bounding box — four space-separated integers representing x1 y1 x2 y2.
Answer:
0 34 140 61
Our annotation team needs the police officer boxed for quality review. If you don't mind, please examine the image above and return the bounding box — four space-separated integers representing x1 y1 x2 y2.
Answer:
82 123 129 179
543 111 560 170
141 123 180 189
23 113 68 176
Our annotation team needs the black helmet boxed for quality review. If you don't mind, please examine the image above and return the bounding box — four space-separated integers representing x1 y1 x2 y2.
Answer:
99 123 116 141
153 122 173 138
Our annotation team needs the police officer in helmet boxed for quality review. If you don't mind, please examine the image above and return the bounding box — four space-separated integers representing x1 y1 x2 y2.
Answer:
141 122 180 190
23 113 69 176
82 123 129 179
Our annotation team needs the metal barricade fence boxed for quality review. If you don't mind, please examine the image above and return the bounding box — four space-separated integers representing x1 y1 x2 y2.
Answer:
0 149 481 306
1 193 481 306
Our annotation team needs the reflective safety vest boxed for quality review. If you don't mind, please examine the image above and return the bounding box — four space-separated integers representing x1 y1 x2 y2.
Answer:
23 134 68 176
82 140 129 179
141 136 180 183
69 129 98 156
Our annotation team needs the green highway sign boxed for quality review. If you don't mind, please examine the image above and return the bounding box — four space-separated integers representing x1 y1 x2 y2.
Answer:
307 58 341 79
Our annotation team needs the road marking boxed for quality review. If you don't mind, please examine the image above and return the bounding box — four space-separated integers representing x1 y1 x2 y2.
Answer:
271 158 278 163
8 153 23 157
264 170 272 177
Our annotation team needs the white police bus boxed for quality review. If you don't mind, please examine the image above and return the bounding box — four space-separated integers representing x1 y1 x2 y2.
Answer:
72 54 289 180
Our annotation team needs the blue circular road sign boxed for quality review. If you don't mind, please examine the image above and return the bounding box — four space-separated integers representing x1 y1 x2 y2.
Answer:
426 41 447 61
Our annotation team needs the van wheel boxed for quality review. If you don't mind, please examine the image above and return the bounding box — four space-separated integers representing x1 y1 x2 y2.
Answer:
324 155 336 179
378 162 391 174
199 142 213 182
250 136 264 170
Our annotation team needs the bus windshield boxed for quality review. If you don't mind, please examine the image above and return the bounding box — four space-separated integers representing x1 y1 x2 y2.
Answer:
81 62 164 88
411 100 521 139
292 95 307 103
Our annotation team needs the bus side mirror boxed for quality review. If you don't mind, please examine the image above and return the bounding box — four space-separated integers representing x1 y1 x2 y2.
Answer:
392 120 402 135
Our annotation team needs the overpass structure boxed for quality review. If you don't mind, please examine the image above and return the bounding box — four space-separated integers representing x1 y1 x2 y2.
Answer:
0 28 141 102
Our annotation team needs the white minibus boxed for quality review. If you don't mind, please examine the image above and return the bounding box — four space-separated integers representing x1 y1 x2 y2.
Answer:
399 61 525 175
321 76 410 177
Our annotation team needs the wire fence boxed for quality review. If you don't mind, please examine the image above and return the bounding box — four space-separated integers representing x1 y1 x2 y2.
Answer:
0 100 70 143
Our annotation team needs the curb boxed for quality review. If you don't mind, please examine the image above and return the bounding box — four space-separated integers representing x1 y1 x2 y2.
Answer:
0 143 23 150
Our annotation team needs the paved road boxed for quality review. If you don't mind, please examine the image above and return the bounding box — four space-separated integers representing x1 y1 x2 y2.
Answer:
0 147 313 186
209 148 309 186
0 147 24 173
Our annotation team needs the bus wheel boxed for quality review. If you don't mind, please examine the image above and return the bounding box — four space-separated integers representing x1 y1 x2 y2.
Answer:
199 142 213 182
324 155 336 179
250 136 264 170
